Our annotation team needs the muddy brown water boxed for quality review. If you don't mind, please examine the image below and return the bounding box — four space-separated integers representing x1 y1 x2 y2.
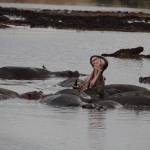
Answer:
0 3 150 150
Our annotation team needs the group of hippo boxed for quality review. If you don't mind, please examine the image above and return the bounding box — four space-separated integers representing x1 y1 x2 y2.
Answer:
0 66 150 111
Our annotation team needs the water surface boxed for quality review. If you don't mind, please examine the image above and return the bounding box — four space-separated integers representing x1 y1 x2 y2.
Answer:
0 27 150 150
0 0 150 9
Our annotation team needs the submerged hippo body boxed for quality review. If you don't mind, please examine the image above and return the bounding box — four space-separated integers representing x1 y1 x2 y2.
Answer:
73 84 148 100
52 71 81 78
98 100 123 109
0 66 84 79
19 91 44 100
100 84 150 107
0 87 19 100
58 77 83 87
82 100 123 110
0 87 45 100
40 93 83 107
104 84 149 93
55 89 91 102
101 92 150 106
84 87 104 99
0 67 51 79
105 88 121 97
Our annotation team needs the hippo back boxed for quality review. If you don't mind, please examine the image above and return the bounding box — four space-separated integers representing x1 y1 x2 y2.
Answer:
40 93 83 107
0 87 19 100
0 66 51 79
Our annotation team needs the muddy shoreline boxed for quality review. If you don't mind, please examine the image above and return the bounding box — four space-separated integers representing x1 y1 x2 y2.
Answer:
0 6 150 32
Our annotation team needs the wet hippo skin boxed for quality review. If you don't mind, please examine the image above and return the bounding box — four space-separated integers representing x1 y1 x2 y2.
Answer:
0 66 84 79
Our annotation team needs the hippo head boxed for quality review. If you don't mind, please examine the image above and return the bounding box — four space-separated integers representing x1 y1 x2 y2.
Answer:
82 103 107 111
82 103 94 109
139 77 146 83
19 91 43 100
68 70 80 78
90 55 108 74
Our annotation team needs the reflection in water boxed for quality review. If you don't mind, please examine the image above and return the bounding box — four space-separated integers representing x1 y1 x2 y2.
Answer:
87 110 106 149
0 0 150 9
88 110 106 129
87 109 150 150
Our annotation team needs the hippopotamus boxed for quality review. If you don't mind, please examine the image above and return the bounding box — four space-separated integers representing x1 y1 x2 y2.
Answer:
104 88 121 97
48 84 150 108
0 66 51 79
19 91 44 100
101 92 150 107
57 79 121 100
0 87 44 100
55 89 91 102
97 84 150 107
83 86 105 99
83 86 121 99
83 83 148 100
58 77 83 87
82 103 107 110
104 84 149 93
54 87 104 103
139 77 150 84
40 93 83 107
39 89 123 109
53 71 85 78
0 66 86 80
82 100 123 110
55 84 148 103
40 91 122 110
0 87 19 100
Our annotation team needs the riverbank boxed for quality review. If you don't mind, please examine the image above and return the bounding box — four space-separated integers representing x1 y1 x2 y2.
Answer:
0 6 150 32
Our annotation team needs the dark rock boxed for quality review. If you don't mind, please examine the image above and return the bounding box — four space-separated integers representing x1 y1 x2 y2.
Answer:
101 46 144 58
